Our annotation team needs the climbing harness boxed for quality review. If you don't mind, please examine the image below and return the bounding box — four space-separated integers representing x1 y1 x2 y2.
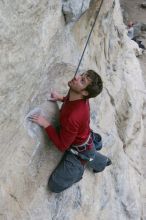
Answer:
71 133 91 152
69 130 102 161
69 148 94 161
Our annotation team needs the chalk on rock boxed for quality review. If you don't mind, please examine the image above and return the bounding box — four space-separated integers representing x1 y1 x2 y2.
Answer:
24 101 59 142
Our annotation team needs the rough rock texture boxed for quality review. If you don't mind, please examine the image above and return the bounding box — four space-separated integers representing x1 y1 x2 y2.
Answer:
141 1 146 9
0 0 145 219
62 0 91 23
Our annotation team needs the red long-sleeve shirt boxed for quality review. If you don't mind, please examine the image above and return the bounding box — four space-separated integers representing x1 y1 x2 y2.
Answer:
45 97 91 152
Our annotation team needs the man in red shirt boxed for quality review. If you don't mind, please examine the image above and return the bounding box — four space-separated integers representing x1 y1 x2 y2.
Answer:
30 70 111 193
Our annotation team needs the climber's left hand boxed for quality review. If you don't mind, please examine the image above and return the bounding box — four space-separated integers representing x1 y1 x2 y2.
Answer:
29 114 50 128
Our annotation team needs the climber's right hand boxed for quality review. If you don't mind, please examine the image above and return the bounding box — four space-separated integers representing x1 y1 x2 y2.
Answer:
48 91 64 102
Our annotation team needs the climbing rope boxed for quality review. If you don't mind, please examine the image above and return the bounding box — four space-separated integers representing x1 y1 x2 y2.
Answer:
74 0 116 77
74 0 105 77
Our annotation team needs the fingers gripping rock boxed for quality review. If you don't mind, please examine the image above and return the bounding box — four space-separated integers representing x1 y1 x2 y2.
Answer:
24 101 59 145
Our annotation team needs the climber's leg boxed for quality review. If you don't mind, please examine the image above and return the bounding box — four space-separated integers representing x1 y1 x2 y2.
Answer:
48 151 84 193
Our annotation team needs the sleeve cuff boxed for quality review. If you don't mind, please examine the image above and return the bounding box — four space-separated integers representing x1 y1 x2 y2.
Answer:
45 124 53 132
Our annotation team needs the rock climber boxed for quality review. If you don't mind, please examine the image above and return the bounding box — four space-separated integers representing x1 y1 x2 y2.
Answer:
127 21 146 50
29 70 111 193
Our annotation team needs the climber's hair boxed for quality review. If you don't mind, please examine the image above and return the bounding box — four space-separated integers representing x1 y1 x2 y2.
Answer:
84 70 103 99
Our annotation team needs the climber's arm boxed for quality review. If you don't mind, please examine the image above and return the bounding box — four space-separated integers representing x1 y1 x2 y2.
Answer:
49 91 65 102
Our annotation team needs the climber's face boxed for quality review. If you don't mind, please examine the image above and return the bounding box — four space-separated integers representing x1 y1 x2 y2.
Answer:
68 73 92 96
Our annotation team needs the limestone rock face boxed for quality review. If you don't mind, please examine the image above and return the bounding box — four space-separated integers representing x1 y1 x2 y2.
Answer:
141 1 146 8
0 0 145 220
62 0 91 23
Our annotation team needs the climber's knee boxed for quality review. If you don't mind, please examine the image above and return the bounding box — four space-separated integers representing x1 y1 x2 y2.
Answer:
47 176 66 193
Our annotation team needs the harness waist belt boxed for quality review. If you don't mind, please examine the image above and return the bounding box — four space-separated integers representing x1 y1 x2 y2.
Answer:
71 133 92 152
69 149 93 161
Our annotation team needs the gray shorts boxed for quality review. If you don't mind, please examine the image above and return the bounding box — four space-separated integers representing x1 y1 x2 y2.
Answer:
48 147 108 193
48 151 84 193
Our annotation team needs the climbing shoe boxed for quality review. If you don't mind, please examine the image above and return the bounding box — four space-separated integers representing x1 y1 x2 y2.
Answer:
93 158 112 173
